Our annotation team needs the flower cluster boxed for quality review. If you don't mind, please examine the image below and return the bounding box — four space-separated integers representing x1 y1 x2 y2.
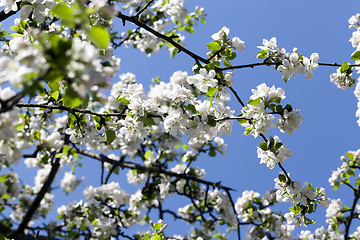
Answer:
275 173 329 227
240 83 304 138
257 38 319 81
329 149 360 190
257 136 293 169
330 67 356 90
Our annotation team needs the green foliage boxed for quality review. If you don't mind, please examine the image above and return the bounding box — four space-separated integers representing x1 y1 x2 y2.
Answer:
247 98 261 106
85 26 111 49
105 129 116 144
206 41 222 51
351 50 360 60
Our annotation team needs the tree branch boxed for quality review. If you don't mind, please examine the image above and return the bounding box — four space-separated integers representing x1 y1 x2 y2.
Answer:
132 0 155 18
218 62 360 71
344 182 360 240
0 2 20 22
75 147 235 192
13 157 61 236
117 12 209 64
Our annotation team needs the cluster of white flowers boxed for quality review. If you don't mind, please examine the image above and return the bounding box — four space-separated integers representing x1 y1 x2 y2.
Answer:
60 171 83 193
187 68 217 93
235 190 260 222
0 89 26 165
354 77 360 126
298 228 344 240
211 26 245 52
330 67 356 90
207 189 237 226
0 37 42 87
275 173 329 227
236 190 295 240
351 226 360 239
328 162 348 186
328 149 359 187
258 38 319 81
241 83 304 138
325 199 343 227
57 182 141 237
152 0 187 22
65 118 99 146
257 136 293 169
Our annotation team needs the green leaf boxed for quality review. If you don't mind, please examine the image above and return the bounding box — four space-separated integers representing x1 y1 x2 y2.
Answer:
67 113 77 128
247 98 261 106
340 61 350 73
153 223 162 231
0 233 7 240
63 88 82 108
144 151 151 160
259 142 267 151
342 206 351 211
151 235 162 240
105 129 116 144
51 3 74 20
50 90 60 101
19 19 27 29
186 104 197 114
256 49 268 59
117 96 130 105
85 26 111 49
272 97 282 104
226 51 237 61
237 118 247 123
274 142 283 149
0 206 5 213
143 115 156 126
113 166 119 174
206 86 217 96
94 115 101 123
351 50 360 61
346 152 354 161
209 149 216 157
223 59 232 67
206 41 221 51
279 174 286 183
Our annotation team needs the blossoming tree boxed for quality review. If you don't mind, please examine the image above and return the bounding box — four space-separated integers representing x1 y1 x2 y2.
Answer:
0 0 359 240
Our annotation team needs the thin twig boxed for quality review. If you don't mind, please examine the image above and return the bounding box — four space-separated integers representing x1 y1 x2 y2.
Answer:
75 147 235 192
117 12 209 64
133 0 155 18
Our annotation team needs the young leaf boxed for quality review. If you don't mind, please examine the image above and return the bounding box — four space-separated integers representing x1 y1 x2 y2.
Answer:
340 61 350 73
259 142 267 151
105 129 116 144
351 50 360 61
51 3 74 20
247 98 261 106
206 86 217 96
206 41 221 51
153 223 162 231
85 26 111 49
143 116 156 126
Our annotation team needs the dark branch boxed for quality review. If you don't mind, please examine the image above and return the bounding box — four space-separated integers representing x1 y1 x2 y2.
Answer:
75 147 235 192
117 12 209 64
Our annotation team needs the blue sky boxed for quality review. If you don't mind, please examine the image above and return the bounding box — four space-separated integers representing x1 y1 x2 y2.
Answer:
3 0 360 239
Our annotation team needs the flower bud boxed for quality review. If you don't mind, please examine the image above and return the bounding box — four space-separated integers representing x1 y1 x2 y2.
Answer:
157 219 164 226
